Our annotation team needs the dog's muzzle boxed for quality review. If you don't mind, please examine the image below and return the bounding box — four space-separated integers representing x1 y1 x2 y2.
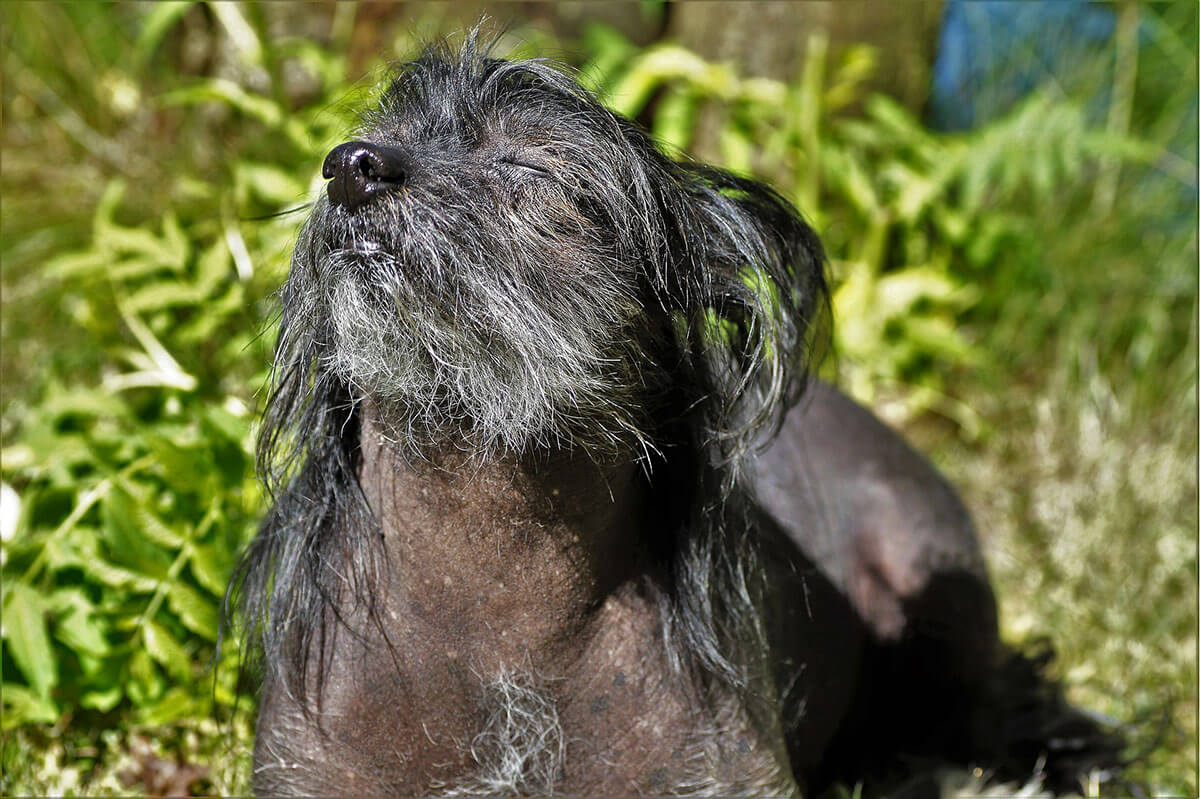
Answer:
323 141 410 210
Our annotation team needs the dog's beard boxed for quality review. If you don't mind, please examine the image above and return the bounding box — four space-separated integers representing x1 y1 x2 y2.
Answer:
315 245 654 457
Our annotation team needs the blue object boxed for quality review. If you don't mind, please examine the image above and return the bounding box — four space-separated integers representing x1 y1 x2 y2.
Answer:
929 0 1118 131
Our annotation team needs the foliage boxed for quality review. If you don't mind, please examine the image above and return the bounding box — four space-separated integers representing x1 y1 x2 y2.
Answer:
2 184 258 729
1 2 1194 795
581 21 1194 431
1 3 346 790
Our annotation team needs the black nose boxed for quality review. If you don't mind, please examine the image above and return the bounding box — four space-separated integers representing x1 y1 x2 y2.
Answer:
322 141 409 210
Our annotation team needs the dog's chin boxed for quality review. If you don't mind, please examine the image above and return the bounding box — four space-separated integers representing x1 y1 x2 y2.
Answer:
319 262 648 458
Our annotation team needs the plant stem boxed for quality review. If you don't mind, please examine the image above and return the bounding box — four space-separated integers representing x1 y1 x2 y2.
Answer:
1094 1 1139 214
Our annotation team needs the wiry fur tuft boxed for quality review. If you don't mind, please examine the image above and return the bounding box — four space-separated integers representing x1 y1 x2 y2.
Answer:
438 669 566 797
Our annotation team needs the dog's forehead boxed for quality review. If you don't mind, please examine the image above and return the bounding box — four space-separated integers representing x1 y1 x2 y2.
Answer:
365 53 611 149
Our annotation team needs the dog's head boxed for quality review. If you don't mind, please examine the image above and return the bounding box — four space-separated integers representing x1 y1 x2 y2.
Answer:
239 33 829 701
274 34 826 472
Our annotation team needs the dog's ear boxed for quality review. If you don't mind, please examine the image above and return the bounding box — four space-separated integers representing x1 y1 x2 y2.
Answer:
659 164 829 478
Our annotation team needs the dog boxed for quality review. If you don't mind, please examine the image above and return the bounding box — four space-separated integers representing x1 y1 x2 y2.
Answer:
229 32 1122 797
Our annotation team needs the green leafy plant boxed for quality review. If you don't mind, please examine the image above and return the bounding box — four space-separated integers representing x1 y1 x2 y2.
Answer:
1 185 264 729
1 4 350 788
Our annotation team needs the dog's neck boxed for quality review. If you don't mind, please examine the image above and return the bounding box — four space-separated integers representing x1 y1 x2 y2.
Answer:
262 405 796 794
357 406 653 673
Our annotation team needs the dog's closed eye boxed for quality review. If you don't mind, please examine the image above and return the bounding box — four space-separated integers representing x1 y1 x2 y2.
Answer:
497 157 552 179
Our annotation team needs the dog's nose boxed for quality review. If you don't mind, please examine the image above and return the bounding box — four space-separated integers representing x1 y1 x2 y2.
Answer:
322 141 409 210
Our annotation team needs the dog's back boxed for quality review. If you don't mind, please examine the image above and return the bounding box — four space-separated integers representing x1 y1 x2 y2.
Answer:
761 380 992 645
760 381 1123 792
